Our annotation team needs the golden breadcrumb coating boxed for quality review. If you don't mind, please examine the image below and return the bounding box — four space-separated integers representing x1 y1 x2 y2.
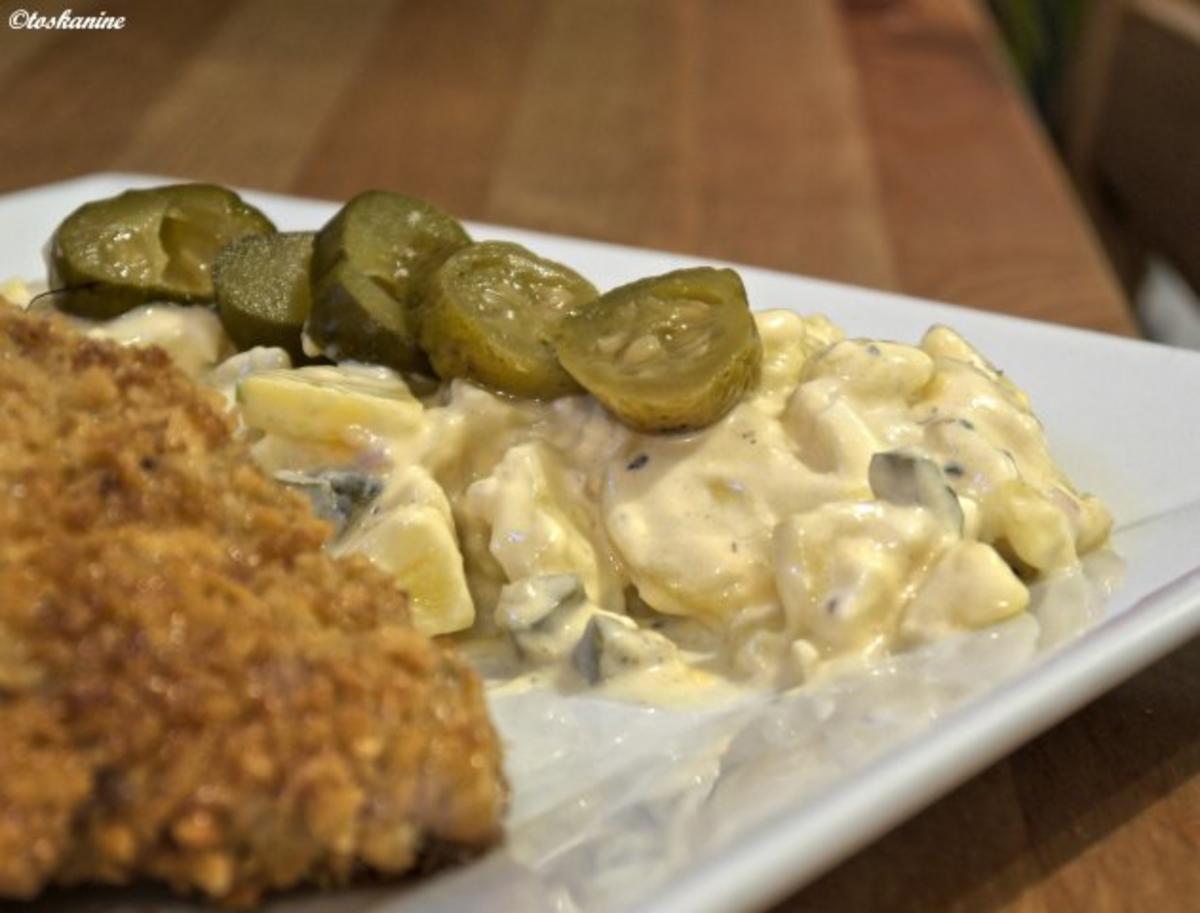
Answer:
0 304 506 906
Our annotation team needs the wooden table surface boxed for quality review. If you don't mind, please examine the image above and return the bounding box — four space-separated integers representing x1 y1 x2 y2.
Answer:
2 1 1196 911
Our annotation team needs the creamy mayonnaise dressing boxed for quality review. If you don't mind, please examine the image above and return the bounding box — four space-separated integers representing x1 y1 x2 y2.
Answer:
80 303 233 377
80 301 1113 704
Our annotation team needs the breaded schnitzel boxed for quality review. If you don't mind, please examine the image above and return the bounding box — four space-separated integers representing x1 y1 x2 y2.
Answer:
0 303 506 905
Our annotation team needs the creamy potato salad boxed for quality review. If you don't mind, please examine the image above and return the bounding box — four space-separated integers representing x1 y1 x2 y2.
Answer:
51 295 1111 699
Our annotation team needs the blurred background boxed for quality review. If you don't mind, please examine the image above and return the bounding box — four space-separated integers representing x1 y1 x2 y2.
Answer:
2 0 1197 348
987 0 1200 347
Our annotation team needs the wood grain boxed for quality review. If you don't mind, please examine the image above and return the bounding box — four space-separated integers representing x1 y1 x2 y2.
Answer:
0 0 240 187
842 0 1132 334
292 0 545 212
481 0 896 287
110 0 398 189
1 3 1189 913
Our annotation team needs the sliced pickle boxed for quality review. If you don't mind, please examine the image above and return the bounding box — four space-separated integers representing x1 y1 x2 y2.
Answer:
309 261 429 371
555 267 761 432
49 184 275 318
214 232 314 359
306 190 470 371
420 241 598 398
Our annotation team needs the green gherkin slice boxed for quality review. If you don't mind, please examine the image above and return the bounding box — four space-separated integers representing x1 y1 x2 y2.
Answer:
306 190 470 371
214 232 314 360
49 184 275 319
555 267 762 432
309 262 428 371
420 241 598 398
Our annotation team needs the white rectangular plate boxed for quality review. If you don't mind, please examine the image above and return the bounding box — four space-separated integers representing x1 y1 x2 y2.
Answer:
4 175 1200 913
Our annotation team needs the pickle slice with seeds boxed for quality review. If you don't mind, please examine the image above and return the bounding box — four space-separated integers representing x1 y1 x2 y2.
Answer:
49 184 275 319
555 267 761 432
309 261 429 371
420 241 598 398
214 232 314 360
306 190 470 371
